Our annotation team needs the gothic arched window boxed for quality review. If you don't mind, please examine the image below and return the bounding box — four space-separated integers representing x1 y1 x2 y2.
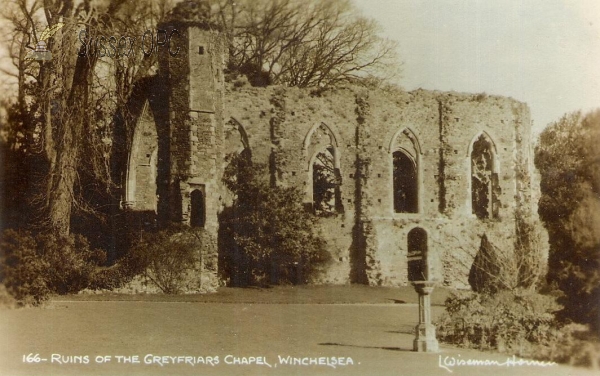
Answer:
305 123 342 216
312 146 341 216
470 134 500 219
393 150 418 213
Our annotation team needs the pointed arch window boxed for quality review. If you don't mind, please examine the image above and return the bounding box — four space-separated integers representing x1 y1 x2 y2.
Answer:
470 134 500 219
393 150 418 213
124 102 158 211
223 118 252 193
390 128 421 214
304 123 342 216
312 146 341 216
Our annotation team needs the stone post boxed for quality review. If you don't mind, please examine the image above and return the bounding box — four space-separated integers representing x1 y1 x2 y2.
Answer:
412 281 439 352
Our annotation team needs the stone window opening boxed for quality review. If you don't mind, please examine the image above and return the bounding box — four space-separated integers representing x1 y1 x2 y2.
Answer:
393 150 418 213
389 128 421 215
190 189 205 227
470 134 500 219
303 122 342 215
223 118 252 200
312 146 342 216
407 227 428 281
124 102 158 212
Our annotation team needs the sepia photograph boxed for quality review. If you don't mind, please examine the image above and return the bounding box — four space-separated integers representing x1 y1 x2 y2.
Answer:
0 0 599 375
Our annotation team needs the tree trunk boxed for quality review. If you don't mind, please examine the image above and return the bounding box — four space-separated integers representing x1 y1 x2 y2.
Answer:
45 46 94 236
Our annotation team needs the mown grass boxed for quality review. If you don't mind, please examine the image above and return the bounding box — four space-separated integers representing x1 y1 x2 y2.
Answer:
53 285 452 305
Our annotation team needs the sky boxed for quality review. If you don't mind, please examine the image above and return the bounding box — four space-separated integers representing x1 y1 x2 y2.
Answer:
352 0 600 135
1 1 598 136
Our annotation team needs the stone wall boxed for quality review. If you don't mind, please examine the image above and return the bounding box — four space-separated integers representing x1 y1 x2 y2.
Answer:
223 84 534 288
125 22 539 290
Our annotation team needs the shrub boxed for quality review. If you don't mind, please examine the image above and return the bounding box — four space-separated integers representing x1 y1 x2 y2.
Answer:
468 235 504 293
469 216 547 293
531 323 600 368
436 289 600 367
87 260 140 291
0 229 105 305
0 283 18 309
129 225 214 294
220 156 330 286
513 214 547 291
437 290 560 353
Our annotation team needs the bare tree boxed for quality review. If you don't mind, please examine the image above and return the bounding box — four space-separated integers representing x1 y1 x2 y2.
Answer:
212 0 400 88
2 0 397 236
2 0 172 236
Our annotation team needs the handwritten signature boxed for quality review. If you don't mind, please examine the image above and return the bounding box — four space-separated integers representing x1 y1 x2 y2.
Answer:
438 354 556 373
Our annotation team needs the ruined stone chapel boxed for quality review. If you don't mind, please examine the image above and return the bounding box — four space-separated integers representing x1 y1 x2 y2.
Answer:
121 17 538 289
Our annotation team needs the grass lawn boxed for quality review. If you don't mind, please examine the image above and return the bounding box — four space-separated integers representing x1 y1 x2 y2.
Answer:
1 286 595 376
57 284 452 305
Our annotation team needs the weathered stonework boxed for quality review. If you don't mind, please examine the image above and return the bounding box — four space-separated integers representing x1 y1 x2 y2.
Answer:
123 20 541 289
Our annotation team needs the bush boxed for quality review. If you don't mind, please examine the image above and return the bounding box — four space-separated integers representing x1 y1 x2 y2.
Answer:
531 323 600 368
87 260 140 291
436 289 600 367
129 225 214 294
469 216 547 293
0 283 18 309
0 229 105 305
437 290 559 353
220 156 330 286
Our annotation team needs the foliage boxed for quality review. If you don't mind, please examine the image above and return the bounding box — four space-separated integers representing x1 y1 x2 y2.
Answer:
312 147 339 216
468 235 503 293
0 100 34 231
513 213 548 291
220 154 330 286
86 254 147 291
469 219 546 293
437 290 600 367
531 324 600 368
437 290 559 353
129 225 213 294
0 283 18 309
0 229 105 305
208 0 400 88
534 109 600 331
2 0 172 237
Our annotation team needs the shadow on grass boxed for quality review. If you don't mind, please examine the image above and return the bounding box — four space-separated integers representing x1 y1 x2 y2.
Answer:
387 298 407 304
319 342 413 352
387 323 416 334
386 330 413 335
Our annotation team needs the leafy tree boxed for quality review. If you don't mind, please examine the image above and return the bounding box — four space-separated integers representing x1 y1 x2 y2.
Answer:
535 109 600 332
220 153 330 286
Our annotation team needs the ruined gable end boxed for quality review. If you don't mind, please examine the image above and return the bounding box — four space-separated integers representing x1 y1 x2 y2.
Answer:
125 10 541 289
